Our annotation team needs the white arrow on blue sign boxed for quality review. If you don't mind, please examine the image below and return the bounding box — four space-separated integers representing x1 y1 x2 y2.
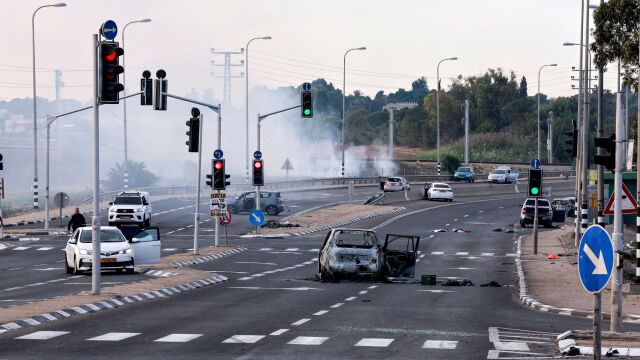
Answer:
214 149 223 159
101 20 118 40
250 209 265 227
578 225 614 294
302 82 311 91
530 158 541 169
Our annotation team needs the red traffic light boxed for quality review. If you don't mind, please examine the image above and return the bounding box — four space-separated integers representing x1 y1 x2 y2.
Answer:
254 161 262 169
214 161 224 170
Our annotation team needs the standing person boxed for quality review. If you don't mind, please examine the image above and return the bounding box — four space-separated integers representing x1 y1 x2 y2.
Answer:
67 208 86 232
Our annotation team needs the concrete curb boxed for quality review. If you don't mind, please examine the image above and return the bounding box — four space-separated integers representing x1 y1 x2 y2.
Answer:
515 235 640 322
240 207 406 239
3 207 110 228
170 247 248 267
0 275 228 334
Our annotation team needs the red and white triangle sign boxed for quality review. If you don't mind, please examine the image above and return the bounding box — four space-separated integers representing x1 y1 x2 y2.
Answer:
603 182 638 215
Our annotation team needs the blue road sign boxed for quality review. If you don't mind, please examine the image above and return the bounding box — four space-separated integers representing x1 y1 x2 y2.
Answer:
249 209 264 227
213 149 223 159
578 225 614 294
302 82 311 91
254 150 262 160
101 20 118 40
530 158 541 169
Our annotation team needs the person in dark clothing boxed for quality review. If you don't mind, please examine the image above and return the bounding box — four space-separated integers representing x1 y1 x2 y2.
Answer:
67 208 86 232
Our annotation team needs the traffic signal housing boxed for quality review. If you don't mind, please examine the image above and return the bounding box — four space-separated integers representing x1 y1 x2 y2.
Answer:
563 120 578 158
99 41 124 104
206 174 213 188
140 70 152 106
213 159 227 190
301 91 312 118
186 117 200 152
594 134 616 172
154 69 167 111
253 160 264 186
0 153 3 171
528 169 542 197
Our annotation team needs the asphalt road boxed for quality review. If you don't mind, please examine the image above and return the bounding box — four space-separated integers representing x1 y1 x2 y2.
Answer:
1 177 618 359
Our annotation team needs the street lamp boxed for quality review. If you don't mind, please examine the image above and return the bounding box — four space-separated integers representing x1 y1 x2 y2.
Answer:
122 18 151 190
436 57 458 176
537 63 557 159
31 2 66 210
245 36 271 183
342 46 366 177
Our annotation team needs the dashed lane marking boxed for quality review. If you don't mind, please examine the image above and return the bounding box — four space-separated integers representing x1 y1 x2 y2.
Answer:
13 247 30 251
291 318 311 326
287 336 329 345
345 296 357 301
355 338 394 347
313 310 329 316
162 248 177 252
36 247 54 251
431 251 444 255
15 331 69 340
418 290 454 293
422 340 458 349
269 329 289 336
330 303 344 308
154 334 203 343
87 332 140 341
455 252 469 256
222 335 265 344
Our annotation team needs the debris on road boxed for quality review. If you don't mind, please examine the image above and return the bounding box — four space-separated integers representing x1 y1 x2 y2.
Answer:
547 254 558 260
432 229 448 233
452 228 471 233
441 279 474 286
261 220 300 229
562 346 581 356
480 281 501 287
493 227 516 233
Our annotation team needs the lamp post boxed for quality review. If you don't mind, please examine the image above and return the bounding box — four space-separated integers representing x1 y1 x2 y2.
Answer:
342 46 366 177
436 57 457 176
121 18 151 190
245 36 271 183
537 63 557 160
31 2 66 210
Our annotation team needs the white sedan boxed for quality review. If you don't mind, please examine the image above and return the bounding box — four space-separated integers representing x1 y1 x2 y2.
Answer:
64 226 161 274
384 177 410 192
424 182 454 202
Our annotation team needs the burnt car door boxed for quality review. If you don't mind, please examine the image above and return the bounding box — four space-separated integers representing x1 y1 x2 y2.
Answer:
381 234 420 278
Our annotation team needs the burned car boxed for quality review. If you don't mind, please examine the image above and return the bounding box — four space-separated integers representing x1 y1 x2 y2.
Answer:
318 228 419 280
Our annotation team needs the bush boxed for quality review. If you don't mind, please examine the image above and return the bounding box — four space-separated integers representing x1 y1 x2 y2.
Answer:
442 154 461 173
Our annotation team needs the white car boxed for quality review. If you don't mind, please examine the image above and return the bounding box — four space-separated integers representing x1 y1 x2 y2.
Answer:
108 191 152 227
488 167 519 183
64 226 161 274
384 177 410 192
423 182 454 202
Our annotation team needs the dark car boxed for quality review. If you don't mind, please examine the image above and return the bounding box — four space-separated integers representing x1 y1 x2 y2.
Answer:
228 191 284 216
520 198 553 227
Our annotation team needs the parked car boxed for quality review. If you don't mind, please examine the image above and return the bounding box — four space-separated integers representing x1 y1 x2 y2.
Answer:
551 199 569 222
108 191 152 228
520 198 553 227
553 197 576 218
383 177 410 192
318 228 419 280
228 191 284 216
488 167 519 183
453 167 475 182
63 226 160 274
423 182 454 202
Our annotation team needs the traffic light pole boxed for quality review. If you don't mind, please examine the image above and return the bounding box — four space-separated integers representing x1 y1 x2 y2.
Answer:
194 113 203 254
611 93 624 333
91 34 101 295
533 197 539 254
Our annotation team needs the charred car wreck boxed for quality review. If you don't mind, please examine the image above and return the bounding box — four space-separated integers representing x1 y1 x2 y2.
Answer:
318 228 419 280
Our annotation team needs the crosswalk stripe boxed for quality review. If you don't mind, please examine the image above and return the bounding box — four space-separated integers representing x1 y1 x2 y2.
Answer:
269 329 289 336
481 253 494 256
87 332 140 341
15 331 69 340
36 247 54 251
422 340 458 349
354 338 394 347
431 251 444 255
455 252 469 256
330 303 344 308
313 310 329 316
154 334 203 342
13 247 30 251
287 336 329 345
291 318 311 326
222 335 265 344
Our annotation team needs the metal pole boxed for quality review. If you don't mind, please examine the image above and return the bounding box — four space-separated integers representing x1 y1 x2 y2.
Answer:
594 292 602 360
31 8 40 211
537 68 541 160
465 100 469 164
246 41 250 184
389 109 394 159
582 6 591 234
636 30 640 283
576 0 585 246
611 92 624 332
122 24 128 190
437 62 441 176
256 114 261 234
533 197 539 254
91 34 101 295
548 111 553 164
193 113 203 255
598 47 604 228
342 52 347 177
215 106 221 247
45 118 50 230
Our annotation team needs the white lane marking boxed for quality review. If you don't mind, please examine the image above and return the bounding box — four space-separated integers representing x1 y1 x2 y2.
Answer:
345 296 357 301
87 332 140 341
13 247 30 251
162 248 177 252
455 252 469 256
176 228 185 232
453 218 459 222
207 270 249 274
506 253 517 257
481 253 495 256
34 268 63 271
422 340 458 349
313 310 329 316
464 215 469 217
428 235 435 239
355 338 394 347
358 290 368 295
222 335 265 344
492 341 530 351
269 329 289 336
479 210 485 213
431 251 444 255
155 334 203 343
330 303 344 308
368 285 378 289
36 247 54 251
464 257 480 260
287 336 329 345
237 277 252 281
418 290 454 293
259 248 273 251
291 318 311 326
499 206 504 209
284 248 299 251
16 331 69 340
228 287 320 291
165 231 175 235
449 267 475 270
235 261 277 266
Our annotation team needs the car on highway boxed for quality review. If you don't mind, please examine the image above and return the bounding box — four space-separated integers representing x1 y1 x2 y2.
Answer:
453 166 475 182
423 182 454 202
318 228 419 280
383 177 410 192
520 198 553 227
64 226 160 274
227 191 284 216
108 191 152 228
488 167 519 183
552 197 576 218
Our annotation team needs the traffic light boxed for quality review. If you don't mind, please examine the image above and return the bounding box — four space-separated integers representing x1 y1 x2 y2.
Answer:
154 69 167 111
141 70 152 106
301 91 312 118
99 41 124 104
253 159 264 186
213 159 227 190
186 108 200 152
206 174 213 188
528 169 542 197
563 120 578 158
0 153 3 171
594 134 616 172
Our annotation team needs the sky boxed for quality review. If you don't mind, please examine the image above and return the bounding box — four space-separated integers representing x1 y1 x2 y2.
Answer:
0 0 622 106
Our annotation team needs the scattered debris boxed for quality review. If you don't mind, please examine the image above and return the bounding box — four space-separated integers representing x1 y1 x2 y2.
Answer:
460 279 474 286
493 227 516 233
480 281 501 287
261 220 300 229
452 228 471 233
562 346 581 356
605 349 619 357
548 254 559 260
432 229 448 233
441 279 474 286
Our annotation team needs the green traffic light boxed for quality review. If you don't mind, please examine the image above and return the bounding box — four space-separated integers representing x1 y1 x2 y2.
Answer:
304 109 311 116
531 187 539 195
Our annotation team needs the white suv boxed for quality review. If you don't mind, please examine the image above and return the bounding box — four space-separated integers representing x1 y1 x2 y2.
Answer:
108 191 152 228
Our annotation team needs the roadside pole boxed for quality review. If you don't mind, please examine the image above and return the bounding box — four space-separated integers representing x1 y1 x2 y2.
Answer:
465 100 469 164
582 2 591 237
636 33 640 282
193 112 203 255
256 113 261 234
91 33 101 295
611 93 624 332
45 116 51 230
215 105 221 247
594 289 602 360
533 197 539 254
598 41 604 228
0 179 4 240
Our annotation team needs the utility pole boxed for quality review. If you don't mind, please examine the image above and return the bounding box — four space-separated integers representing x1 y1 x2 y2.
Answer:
382 102 417 160
211 49 244 104
90 33 101 295
597 48 604 228
576 0 585 246
636 32 640 283
547 111 553 164
611 93 624 332
465 100 470 164
581 2 591 235
389 108 394 160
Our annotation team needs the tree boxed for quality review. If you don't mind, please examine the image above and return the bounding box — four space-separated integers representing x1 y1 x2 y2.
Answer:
519 76 528 98
442 154 461 173
102 160 159 191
